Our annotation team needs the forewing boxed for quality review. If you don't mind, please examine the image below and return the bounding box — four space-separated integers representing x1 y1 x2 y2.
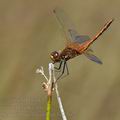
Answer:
53 8 90 44
53 8 75 43
84 50 103 64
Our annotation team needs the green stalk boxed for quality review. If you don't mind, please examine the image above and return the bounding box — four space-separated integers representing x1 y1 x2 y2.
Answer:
46 96 52 120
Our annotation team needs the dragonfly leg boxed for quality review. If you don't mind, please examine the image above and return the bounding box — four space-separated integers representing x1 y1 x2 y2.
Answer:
57 62 69 80
56 59 66 80
65 61 69 75
54 60 63 72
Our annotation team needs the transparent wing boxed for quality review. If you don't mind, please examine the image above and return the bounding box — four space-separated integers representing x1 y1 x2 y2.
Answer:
53 8 90 44
53 8 74 43
84 49 103 64
68 29 90 43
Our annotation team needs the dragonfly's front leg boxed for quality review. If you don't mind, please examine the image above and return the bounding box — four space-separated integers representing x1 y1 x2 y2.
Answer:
54 60 63 72
57 61 69 80
57 59 66 80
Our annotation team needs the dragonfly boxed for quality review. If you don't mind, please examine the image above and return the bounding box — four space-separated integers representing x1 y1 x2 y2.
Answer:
50 8 114 80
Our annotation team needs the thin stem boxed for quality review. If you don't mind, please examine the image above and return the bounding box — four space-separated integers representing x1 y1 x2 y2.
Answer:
52 63 67 120
55 83 67 120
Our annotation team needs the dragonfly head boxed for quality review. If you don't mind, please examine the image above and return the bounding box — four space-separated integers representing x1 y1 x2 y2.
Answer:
50 51 61 63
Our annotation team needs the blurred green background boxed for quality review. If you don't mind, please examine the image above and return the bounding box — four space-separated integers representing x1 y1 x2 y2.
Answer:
0 0 119 120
